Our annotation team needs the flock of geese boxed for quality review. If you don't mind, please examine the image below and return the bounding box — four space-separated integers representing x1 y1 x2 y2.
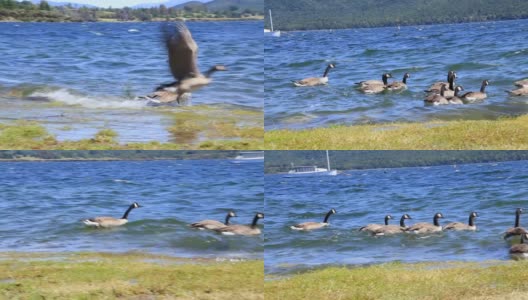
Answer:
290 208 528 256
82 203 264 236
292 64 528 105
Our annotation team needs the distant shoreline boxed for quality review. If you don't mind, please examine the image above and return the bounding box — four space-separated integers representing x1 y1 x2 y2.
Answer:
0 16 263 23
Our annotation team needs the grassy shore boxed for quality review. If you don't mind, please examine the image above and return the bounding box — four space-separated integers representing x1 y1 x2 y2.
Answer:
265 261 528 299
0 252 263 299
265 115 528 150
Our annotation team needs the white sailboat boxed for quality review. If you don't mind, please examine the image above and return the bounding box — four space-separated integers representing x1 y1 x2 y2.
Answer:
264 10 281 37
284 151 337 177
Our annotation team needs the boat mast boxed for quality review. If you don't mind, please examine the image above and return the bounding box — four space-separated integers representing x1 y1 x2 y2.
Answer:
269 9 274 32
326 150 331 171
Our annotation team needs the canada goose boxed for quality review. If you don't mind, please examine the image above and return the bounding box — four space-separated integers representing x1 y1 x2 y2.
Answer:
291 208 337 231
424 84 449 105
292 64 336 87
507 86 528 96
82 202 142 228
386 73 410 91
215 212 264 236
426 71 456 93
358 73 393 94
357 73 392 88
446 86 465 104
514 79 528 87
509 233 528 256
372 214 412 235
461 80 489 102
359 214 392 233
190 211 237 230
152 22 226 104
443 212 478 231
504 208 528 240
406 212 444 234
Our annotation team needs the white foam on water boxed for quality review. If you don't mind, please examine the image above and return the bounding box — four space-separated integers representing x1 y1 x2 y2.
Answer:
30 89 147 109
128 29 140 33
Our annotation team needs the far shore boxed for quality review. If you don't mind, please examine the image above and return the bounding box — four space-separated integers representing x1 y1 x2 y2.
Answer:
0 16 263 23
0 251 263 299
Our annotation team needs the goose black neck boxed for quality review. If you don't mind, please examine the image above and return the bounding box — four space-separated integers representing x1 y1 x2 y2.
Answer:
468 215 475 226
251 214 260 228
402 76 408 84
433 215 441 226
449 75 455 90
225 214 232 225
323 65 332 78
323 210 334 223
382 75 389 85
400 216 407 227
205 67 218 78
454 88 461 97
515 211 521 227
121 204 135 219
480 83 487 93
384 216 391 225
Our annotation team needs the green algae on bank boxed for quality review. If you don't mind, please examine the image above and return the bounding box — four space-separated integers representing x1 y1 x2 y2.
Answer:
0 118 263 150
0 252 263 300
265 261 528 300
265 115 528 150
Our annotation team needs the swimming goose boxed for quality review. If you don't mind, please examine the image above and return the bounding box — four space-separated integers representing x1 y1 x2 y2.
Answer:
83 202 142 228
386 73 410 91
424 84 449 105
514 79 528 87
426 71 456 93
359 214 393 233
406 212 444 234
507 86 528 96
292 63 336 87
152 22 226 104
372 214 412 235
357 73 393 94
291 208 336 231
509 233 528 256
443 212 478 231
461 80 489 102
446 86 465 104
504 208 528 240
215 213 264 236
190 210 237 230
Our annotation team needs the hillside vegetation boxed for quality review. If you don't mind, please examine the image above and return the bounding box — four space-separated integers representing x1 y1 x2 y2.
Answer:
265 0 528 30
0 0 262 22
264 150 528 173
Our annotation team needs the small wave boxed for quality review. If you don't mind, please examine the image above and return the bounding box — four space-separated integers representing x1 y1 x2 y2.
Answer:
89 31 103 36
30 89 147 109
501 48 528 58
112 179 134 184
128 29 140 33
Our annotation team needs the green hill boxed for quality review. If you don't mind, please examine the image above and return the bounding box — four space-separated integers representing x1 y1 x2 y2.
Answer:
265 0 528 30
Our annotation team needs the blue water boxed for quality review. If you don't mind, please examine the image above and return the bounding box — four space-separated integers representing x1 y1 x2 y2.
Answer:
265 19 528 130
0 159 263 259
264 160 528 274
0 21 263 142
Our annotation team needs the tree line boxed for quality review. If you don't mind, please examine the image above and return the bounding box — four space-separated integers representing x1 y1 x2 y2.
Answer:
0 0 263 22
265 151 528 173
265 0 528 30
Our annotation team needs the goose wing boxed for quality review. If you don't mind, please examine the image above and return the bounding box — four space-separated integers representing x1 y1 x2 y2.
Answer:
164 22 200 81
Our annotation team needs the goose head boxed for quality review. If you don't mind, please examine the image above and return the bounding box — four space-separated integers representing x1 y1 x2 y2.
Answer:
228 210 237 218
328 63 336 69
402 214 412 220
132 202 142 208
256 212 265 219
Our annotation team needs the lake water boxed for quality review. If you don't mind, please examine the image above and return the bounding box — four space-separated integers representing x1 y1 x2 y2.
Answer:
0 21 263 143
265 19 528 130
264 160 528 274
0 159 263 259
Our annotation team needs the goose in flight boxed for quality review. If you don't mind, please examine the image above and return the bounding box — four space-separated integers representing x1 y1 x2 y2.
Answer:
146 22 226 104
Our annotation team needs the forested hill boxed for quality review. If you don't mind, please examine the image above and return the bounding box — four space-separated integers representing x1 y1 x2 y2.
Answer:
265 151 528 173
265 0 528 30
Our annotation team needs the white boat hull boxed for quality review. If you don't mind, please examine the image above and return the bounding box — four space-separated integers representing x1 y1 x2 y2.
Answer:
283 170 337 177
